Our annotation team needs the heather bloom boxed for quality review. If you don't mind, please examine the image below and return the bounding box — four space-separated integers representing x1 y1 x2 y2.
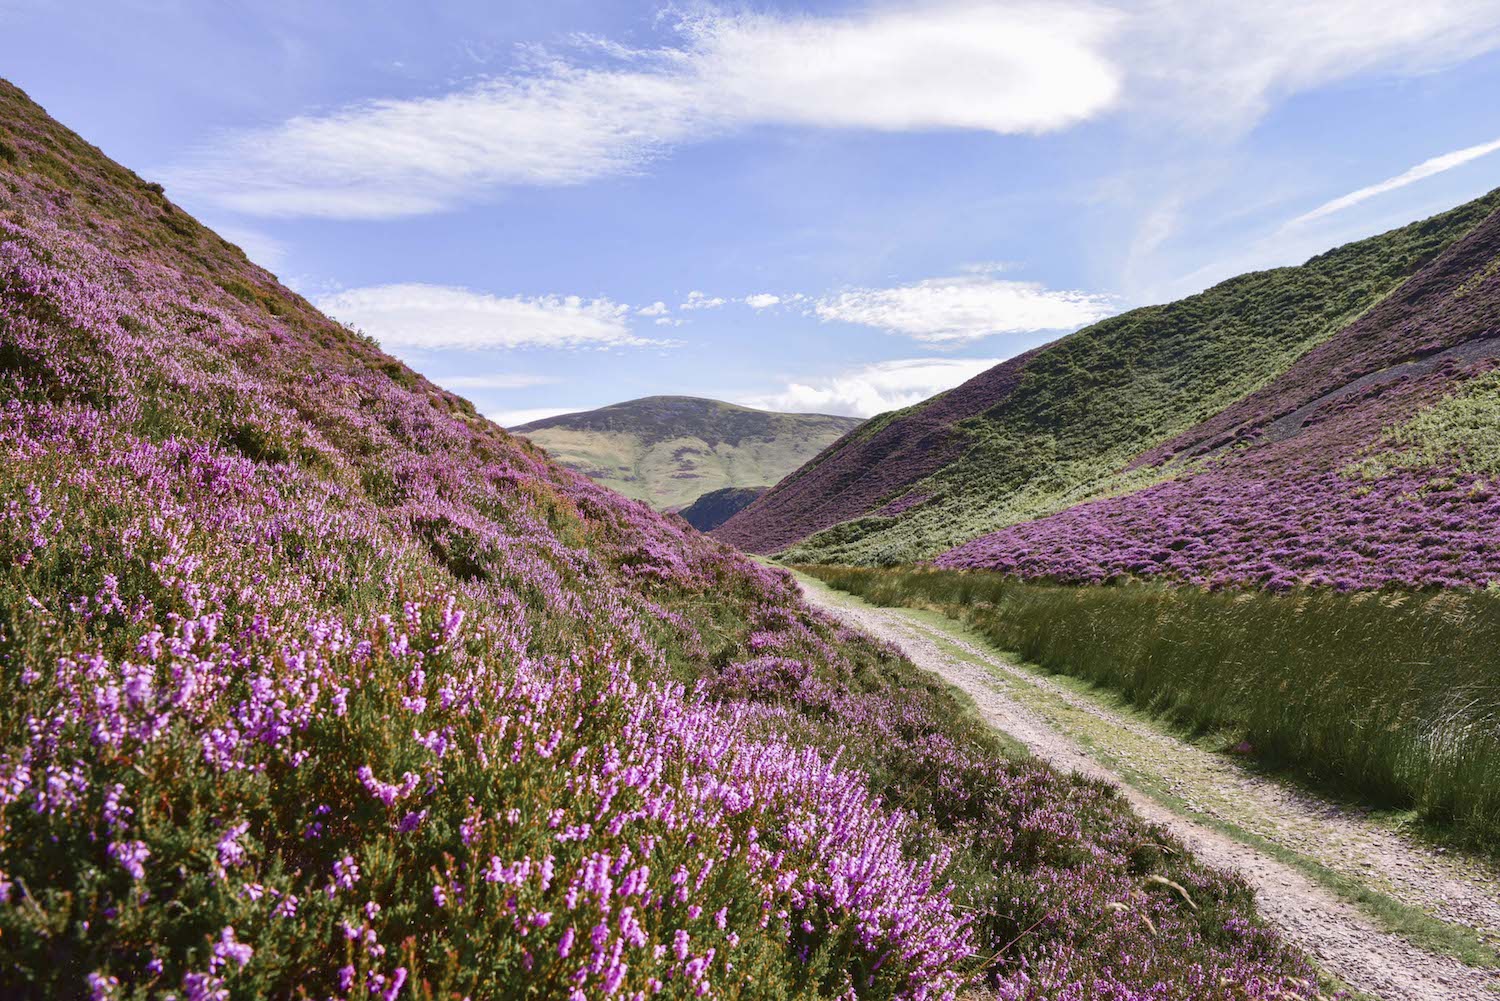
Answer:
106 841 150 881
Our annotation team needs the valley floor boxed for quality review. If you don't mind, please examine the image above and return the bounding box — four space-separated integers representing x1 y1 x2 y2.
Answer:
793 573 1500 1000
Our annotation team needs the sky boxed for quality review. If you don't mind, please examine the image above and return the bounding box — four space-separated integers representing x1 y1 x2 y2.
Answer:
4 1 1500 425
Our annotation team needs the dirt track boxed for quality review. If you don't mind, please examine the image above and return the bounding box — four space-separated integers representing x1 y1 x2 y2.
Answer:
796 576 1500 1001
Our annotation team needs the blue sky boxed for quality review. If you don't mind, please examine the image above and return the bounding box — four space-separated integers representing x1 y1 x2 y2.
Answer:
5 1 1500 424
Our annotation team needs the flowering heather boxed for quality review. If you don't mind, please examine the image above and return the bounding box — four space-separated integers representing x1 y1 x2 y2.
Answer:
940 205 1500 591
0 80 1321 999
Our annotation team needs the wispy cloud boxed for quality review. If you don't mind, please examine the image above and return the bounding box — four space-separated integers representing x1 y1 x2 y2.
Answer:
1126 0 1500 128
430 373 558 391
215 225 287 272
315 284 667 352
490 406 582 428
1284 135 1500 227
165 2 1500 219
741 357 1002 418
743 293 781 309
814 275 1116 343
167 3 1121 218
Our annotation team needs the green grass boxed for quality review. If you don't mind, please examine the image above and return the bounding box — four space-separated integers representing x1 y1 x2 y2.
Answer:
1350 368 1500 481
781 188 1500 565
799 565 1500 852
797 570 1500 971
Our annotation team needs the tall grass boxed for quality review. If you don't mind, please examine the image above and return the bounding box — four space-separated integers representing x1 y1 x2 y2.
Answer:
801 566 1500 851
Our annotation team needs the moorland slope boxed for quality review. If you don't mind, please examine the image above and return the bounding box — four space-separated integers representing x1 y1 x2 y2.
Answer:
717 190 1500 568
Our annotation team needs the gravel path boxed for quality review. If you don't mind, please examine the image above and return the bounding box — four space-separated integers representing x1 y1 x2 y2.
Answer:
796 577 1500 1001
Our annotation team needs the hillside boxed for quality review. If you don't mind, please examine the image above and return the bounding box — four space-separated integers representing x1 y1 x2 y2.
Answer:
941 201 1500 589
717 189 1500 566
676 484 768 531
0 80 1326 1000
513 396 861 510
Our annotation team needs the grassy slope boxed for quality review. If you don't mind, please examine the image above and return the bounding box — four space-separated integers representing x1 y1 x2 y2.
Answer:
803 566 1500 851
0 80 1325 1000
719 190 1500 564
515 397 860 510
938 203 1500 589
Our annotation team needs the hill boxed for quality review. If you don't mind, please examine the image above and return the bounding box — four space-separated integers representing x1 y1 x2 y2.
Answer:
0 79 1323 1000
677 484 768 531
513 396 861 510
940 203 1500 589
717 188 1500 569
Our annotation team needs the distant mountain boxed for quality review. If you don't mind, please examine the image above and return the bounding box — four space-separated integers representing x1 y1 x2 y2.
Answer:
677 485 768 531
513 396 862 510
717 187 1500 589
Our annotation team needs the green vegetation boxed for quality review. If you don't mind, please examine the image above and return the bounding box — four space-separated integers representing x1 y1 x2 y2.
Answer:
800 566 1500 851
515 396 860 510
1350 368 1500 480
779 189 1500 565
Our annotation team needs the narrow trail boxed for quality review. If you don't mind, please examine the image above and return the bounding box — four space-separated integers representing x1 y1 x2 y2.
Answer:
794 576 1500 1001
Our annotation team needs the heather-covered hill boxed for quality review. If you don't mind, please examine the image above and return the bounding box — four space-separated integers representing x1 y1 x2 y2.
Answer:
941 202 1500 590
513 396 860 510
0 80 1325 1000
717 190 1500 565
676 484 768 531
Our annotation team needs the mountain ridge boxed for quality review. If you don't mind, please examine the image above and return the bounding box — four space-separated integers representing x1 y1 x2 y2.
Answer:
513 394 861 510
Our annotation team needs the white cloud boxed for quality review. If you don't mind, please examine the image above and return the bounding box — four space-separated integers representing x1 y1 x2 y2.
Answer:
315 283 665 352
636 300 670 316
490 407 581 428
167 3 1121 218
958 261 1015 275
741 357 1002 418
431 373 558 391
215 225 287 272
1126 1 1500 128
743 293 782 309
165 2 1500 218
814 275 1116 343
680 291 727 310
1284 135 1500 227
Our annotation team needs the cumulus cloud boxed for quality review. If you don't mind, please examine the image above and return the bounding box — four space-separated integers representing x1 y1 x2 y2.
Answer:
167 3 1121 218
315 284 666 352
741 357 1002 418
743 293 782 309
814 275 1116 343
164 2 1500 219
1284 134 1500 227
680 291 727 310
636 300 670 316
